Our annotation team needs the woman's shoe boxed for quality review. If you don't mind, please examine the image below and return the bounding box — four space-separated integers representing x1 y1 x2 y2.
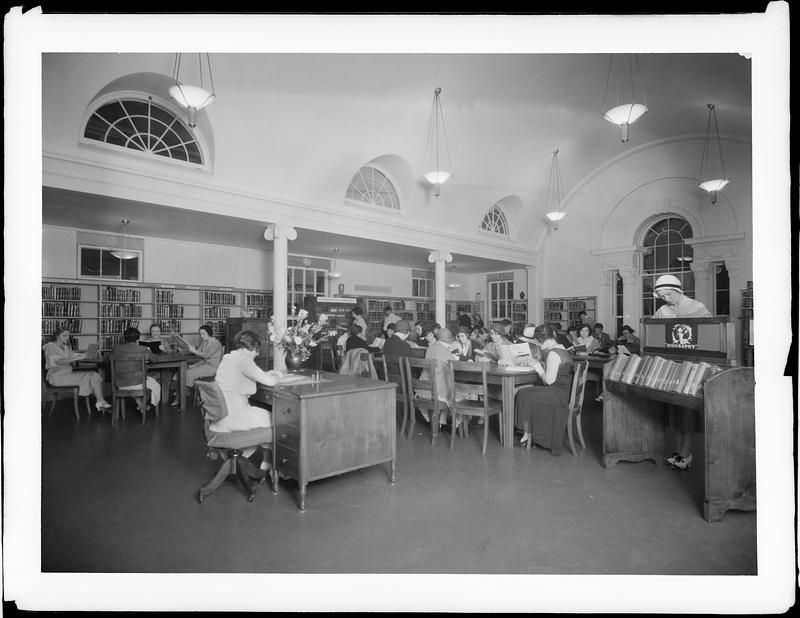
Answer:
169 398 179 407
668 454 693 470
519 433 529 444
95 401 111 412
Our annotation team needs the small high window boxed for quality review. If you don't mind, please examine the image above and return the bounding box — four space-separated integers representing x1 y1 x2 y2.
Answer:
345 167 400 210
480 205 509 236
83 96 204 165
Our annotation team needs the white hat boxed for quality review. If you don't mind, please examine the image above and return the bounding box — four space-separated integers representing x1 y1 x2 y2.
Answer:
653 274 683 298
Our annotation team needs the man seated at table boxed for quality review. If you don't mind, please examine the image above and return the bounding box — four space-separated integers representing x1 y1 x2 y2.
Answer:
382 320 414 357
592 323 612 352
113 327 161 412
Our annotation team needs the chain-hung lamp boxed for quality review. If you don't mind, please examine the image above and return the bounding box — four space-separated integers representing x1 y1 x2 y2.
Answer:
422 87 454 198
169 53 216 128
544 149 567 231
602 54 648 144
110 219 137 260
697 103 730 204
447 263 462 289
329 248 343 279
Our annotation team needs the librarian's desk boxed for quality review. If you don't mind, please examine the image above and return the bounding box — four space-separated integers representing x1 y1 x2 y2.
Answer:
602 367 755 522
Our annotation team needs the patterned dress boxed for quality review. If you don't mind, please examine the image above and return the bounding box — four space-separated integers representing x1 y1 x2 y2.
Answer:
514 348 574 455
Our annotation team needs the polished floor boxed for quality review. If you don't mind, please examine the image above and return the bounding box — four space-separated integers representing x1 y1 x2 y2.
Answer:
40 395 757 575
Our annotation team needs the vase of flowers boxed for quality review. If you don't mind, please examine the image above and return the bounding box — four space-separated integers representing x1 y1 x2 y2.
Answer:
268 308 337 371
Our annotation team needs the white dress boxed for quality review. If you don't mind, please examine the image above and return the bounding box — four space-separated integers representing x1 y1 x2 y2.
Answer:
211 349 279 433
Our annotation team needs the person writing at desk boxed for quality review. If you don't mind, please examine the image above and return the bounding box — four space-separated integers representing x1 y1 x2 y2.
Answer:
140 323 173 354
113 327 161 412
43 326 111 412
651 274 712 471
170 325 223 407
514 324 574 453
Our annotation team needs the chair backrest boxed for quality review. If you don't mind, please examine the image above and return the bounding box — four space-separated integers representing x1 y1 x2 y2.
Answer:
338 348 378 379
447 359 489 401
194 380 229 423
110 350 148 392
380 354 406 398
569 360 589 413
404 356 438 402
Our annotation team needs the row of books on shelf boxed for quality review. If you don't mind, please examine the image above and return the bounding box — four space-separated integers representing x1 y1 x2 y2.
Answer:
43 301 82 317
103 287 142 302
42 319 83 334
101 303 143 317
43 286 82 300
246 293 272 306
204 307 231 319
203 291 238 305
155 304 185 318
100 319 141 334
155 290 175 303
606 353 723 397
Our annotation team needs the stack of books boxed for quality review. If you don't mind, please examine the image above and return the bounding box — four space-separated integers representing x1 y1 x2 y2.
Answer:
606 353 722 397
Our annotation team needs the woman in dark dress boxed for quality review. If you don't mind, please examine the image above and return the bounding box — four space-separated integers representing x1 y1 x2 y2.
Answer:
514 324 574 455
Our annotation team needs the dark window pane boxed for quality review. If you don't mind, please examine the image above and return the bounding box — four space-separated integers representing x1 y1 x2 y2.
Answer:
186 143 202 164
150 104 175 125
101 250 120 278
80 247 100 276
123 100 149 117
121 257 139 281
95 101 126 124
84 116 108 141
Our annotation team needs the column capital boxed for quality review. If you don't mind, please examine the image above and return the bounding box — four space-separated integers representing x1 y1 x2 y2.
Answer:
597 269 615 286
690 260 714 279
264 224 297 241
619 268 639 281
427 250 453 264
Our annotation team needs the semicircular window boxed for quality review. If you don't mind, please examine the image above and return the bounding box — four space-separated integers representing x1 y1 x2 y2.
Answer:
345 167 399 210
83 97 204 165
480 204 509 236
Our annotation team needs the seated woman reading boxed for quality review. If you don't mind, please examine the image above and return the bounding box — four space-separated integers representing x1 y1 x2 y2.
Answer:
514 324 575 454
43 326 111 412
170 324 223 407
569 324 600 354
140 323 173 354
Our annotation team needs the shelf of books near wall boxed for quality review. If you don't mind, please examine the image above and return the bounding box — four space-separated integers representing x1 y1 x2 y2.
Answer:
41 281 99 350
243 291 273 320
543 296 596 330
365 297 434 335
202 288 241 347
740 281 754 367
153 285 202 344
99 284 154 351
511 299 528 334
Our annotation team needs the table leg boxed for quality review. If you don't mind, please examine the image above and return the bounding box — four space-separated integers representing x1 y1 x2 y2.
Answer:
502 376 514 448
159 369 171 405
179 361 186 411
297 483 307 513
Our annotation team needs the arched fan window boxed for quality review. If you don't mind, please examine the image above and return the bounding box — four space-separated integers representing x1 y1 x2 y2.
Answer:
640 216 695 316
344 167 400 210
83 96 204 165
480 204 509 236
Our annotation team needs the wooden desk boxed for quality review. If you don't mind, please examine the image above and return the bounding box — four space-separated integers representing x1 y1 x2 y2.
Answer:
454 363 539 448
254 371 396 512
603 367 755 522
146 353 196 410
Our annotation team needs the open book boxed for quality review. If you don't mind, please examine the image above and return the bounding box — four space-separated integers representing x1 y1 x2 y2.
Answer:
499 343 536 369
169 330 192 351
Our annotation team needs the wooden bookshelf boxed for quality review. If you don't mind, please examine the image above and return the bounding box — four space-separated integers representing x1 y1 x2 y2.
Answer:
740 281 753 367
543 296 596 330
602 317 754 522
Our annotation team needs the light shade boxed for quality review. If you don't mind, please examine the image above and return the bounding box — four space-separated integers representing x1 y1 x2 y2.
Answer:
601 54 648 143
329 248 343 279
110 219 137 260
545 210 567 222
170 53 216 129
697 104 730 204
423 170 451 185
543 149 567 231
603 102 648 126
422 87 454 198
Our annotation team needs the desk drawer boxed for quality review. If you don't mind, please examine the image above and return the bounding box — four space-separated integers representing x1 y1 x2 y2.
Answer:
276 444 299 480
274 400 300 425
275 423 300 449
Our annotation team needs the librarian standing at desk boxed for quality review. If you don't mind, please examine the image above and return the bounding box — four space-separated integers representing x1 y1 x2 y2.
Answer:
651 274 712 470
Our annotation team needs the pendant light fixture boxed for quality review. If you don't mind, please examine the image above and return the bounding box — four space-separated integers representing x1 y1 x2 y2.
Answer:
110 219 137 260
544 149 567 231
601 54 648 143
422 87 454 198
169 53 216 128
697 103 730 204
447 263 461 289
329 248 343 279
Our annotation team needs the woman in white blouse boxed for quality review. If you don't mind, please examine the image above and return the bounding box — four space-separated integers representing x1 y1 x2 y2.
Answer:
211 330 284 434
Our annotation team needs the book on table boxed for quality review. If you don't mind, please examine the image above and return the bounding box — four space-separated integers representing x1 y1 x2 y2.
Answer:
686 361 711 396
170 331 191 351
633 356 652 386
681 364 699 395
499 343 536 368
620 354 641 384
643 356 664 389
608 353 629 381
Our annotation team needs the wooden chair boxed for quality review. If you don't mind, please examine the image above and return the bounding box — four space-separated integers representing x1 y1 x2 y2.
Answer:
565 360 590 455
110 353 155 427
446 360 504 454
41 351 91 420
338 348 378 379
378 354 410 435
403 356 446 443
195 380 277 503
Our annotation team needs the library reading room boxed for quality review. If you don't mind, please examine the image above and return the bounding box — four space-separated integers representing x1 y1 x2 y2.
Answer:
4 9 793 615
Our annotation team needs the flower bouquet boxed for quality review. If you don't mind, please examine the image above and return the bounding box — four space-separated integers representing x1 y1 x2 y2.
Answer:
268 308 338 364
